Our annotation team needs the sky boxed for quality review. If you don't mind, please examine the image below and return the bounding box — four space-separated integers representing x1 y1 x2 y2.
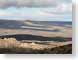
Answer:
0 0 72 21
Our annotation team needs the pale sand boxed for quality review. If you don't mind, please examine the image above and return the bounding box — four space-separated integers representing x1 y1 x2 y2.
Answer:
0 38 72 50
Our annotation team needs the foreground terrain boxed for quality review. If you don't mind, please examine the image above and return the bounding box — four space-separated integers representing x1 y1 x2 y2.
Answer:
0 38 72 54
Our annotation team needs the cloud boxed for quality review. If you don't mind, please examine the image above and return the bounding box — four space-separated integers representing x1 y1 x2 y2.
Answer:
0 6 72 21
0 0 72 21
41 3 72 15
0 0 72 8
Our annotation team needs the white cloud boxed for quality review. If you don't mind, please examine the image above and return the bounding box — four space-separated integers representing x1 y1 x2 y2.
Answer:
42 3 72 15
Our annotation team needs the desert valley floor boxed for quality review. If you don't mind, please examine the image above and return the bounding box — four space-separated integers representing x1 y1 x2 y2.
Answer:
0 20 72 54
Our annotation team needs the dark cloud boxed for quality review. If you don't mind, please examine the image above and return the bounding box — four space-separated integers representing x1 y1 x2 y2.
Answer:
0 0 72 8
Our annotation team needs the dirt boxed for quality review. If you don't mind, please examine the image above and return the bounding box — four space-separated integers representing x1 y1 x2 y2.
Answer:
0 38 72 54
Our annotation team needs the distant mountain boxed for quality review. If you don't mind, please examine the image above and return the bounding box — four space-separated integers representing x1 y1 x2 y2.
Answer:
0 19 72 29
0 20 25 29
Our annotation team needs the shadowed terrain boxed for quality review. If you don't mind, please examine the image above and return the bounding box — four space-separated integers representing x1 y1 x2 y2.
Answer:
0 34 72 42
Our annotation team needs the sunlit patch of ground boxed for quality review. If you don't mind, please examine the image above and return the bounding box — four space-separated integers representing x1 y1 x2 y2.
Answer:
0 38 72 54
